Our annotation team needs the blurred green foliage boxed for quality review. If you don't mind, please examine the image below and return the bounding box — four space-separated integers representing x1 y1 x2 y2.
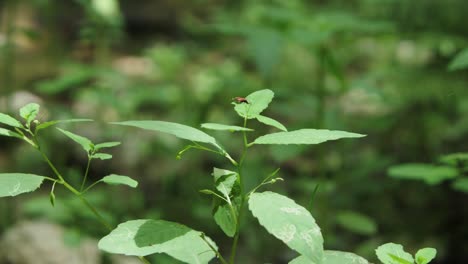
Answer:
1 0 468 263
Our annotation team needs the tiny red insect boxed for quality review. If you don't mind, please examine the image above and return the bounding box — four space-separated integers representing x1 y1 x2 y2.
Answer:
233 97 249 104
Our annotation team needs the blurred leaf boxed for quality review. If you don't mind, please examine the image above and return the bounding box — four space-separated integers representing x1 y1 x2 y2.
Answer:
336 211 377 235
247 28 283 76
439 152 468 166
91 153 113 160
376 243 414 264
256 115 287 131
0 173 45 197
448 48 468 71
0 113 23 128
94 141 121 150
98 219 216 263
234 89 274 119
321 250 371 264
249 191 323 263
388 164 458 185
35 119 93 132
415 248 437 264
253 129 365 145
0 128 22 139
57 128 94 153
101 174 138 188
452 178 468 193
112 121 223 151
201 123 253 132
36 66 95 94
19 103 40 126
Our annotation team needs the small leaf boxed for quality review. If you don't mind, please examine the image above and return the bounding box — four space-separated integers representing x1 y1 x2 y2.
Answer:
35 119 93 132
249 191 324 263
19 103 40 125
101 174 138 188
336 211 377 235
213 168 238 198
0 113 23 128
199 189 217 195
0 173 45 197
415 248 437 264
439 152 468 166
201 123 253 132
321 250 371 264
452 178 468 193
376 243 414 264
49 191 56 207
57 128 94 153
98 219 217 264
94 141 121 150
0 128 22 139
388 164 458 185
213 202 237 237
253 129 365 145
112 120 223 151
256 115 287 131
448 48 468 71
91 153 113 160
234 89 274 119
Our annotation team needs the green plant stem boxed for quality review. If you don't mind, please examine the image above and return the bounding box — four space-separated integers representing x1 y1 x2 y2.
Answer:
81 157 92 191
229 117 249 264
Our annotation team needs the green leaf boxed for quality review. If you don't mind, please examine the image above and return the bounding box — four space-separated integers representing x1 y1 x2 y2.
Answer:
201 123 253 132
98 219 217 264
101 174 138 188
19 103 40 125
439 152 468 166
256 115 287 131
289 255 313 264
213 203 237 237
57 128 94 153
91 153 113 160
336 211 377 235
388 164 458 185
212 168 239 237
213 168 238 197
0 173 45 197
322 250 371 264
448 48 468 71
234 89 274 119
452 178 468 193
94 141 121 150
35 119 93 132
249 191 324 263
112 120 223 151
415 248 437 264
253 129 365 145
49 191 56 207
376 243 414 264
0 113 23 128
0 128 22 139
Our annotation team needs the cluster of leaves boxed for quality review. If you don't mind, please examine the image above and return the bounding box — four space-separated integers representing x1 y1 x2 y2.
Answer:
0 90 437 264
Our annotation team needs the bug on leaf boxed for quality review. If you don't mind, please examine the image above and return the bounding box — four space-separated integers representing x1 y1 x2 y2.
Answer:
233 97 249 104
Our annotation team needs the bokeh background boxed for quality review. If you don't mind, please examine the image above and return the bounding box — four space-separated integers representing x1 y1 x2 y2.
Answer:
0 0 467 263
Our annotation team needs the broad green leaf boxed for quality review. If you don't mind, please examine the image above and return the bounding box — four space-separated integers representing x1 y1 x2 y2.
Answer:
376 243 414 264
112 120 223 151
253 129 365 145
452 178 468 193
0 128 22 139
213 202 237 237
101 174 138 188
98 219 216 264
0 173 45 197
448 48 468 71
439 152 468 166
289 255 313 264
35 119 93 132
57 128 94 153
336 211 377 235
201 123 253 132
256 115 287 131
213 168 238 197
94 141 121 150
91 153 113 160
322 250 371 264
19 103 40 125
0 113 23 128
388 164 458 185
415 248 437 264
249 191 324 263
234 89 274 119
